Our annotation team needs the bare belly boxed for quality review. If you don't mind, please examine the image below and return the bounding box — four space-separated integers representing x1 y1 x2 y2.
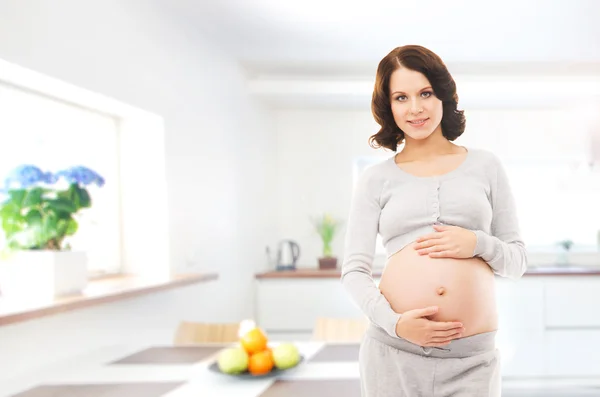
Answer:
379 242 498 338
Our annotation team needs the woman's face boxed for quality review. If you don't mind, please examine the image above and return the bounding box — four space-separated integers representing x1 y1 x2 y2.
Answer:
389 67 443 142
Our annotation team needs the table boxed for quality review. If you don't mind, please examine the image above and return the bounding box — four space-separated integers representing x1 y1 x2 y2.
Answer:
4 341 361 397
4 342 600 397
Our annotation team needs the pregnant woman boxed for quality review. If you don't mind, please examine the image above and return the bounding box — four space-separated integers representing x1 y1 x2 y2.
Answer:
341 45 527 397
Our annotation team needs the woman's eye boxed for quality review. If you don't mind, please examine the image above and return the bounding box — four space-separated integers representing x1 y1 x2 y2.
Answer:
395 92 432 101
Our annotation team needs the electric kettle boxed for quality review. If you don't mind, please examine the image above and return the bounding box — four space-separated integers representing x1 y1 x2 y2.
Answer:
276 239 301 270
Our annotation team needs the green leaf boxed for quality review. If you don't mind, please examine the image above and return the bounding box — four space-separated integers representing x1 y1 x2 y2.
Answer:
8 189 26 206
7 227 42 250
0 202 20 218
22 210 45 248
58 184 79 209
2 217 23 236
22 187 44 207
46 197 77 214
0 202 25 237
25 209 43 226
74 185 91 208
55 216 77 236
56 219 68 236
42 212 59 241
57 188 74 201
65 218 78 235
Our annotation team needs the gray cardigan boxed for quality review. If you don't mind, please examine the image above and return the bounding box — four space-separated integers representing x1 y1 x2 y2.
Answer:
340 148 528 338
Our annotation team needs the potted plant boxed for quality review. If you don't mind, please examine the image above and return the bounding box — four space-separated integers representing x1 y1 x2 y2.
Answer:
0 164 105 298
556 239 574 266
312 213 342 270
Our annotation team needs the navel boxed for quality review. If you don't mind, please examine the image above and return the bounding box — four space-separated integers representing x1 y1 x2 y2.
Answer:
436 286 446 296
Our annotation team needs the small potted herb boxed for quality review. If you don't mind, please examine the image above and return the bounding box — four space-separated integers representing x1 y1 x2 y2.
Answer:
312 213 343 270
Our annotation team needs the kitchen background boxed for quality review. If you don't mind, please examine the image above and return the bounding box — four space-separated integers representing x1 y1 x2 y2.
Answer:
0 0 599 395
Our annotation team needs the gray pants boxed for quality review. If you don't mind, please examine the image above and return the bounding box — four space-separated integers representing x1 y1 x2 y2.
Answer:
359 323 501 397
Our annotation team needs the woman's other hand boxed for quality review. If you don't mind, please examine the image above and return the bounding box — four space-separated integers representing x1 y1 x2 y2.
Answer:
414 224 477 258
395 306 465 347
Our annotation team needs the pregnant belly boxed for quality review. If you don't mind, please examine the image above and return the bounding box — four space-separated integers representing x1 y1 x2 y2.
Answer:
379 242 498 338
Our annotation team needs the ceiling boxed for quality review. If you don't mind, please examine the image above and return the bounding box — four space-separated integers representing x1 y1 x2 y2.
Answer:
155 0 600 108
161 0 600 76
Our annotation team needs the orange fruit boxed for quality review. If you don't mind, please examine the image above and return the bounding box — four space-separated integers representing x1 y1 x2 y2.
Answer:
248 349 274 375
240 328 268 355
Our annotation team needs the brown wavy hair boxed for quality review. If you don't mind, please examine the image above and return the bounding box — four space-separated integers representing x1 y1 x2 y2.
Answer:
369 45 466 151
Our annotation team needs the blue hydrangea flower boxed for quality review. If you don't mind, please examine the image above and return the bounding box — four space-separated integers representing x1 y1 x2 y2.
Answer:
55 166 105 187
2 165 56 191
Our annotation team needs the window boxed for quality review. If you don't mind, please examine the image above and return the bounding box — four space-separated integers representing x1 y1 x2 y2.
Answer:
464 108 600 254
504 158 600 252
0 81 122 275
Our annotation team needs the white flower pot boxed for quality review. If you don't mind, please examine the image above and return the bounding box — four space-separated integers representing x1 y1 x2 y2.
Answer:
0 251 88 299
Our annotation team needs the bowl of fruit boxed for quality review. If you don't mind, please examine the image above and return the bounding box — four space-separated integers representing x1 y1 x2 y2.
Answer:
209 323 303 378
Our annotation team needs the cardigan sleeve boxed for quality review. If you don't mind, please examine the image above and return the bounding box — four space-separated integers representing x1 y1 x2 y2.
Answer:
473 154 528 279
340 168 402 338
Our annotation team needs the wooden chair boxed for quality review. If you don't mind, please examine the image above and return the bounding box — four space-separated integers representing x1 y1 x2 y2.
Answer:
311 317 369 343
173 321 240 345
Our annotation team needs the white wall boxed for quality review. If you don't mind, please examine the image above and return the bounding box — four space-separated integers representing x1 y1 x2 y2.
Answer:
275 109 389 267
0 0 277 383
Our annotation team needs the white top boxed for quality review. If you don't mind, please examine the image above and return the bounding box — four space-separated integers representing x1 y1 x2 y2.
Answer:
340 147 528 338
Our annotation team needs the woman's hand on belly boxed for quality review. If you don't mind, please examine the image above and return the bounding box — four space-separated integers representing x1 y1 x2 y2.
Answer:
414 224 477 259
395 305 465 347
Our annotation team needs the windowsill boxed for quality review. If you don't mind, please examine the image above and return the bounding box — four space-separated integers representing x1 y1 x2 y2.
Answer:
0 272 218 327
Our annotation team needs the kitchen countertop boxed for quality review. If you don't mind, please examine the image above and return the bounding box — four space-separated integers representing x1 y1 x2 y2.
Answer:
256 266 600 279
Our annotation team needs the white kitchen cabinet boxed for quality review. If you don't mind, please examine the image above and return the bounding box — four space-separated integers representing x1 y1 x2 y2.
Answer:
255 278 365 331
545 330 600 377
544 277 600 327
495 278 545 378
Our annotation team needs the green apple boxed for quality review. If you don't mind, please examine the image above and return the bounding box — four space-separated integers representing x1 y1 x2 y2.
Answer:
272 343 300 370
217 347 249 374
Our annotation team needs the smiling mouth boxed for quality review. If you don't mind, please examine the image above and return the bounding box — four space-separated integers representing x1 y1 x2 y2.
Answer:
408 118 429 126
